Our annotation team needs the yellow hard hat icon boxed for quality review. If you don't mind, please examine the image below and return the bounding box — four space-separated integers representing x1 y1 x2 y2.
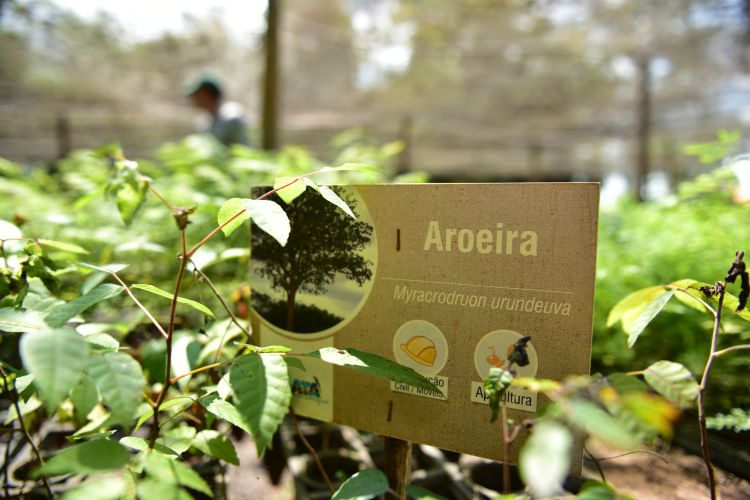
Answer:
400 336 437 367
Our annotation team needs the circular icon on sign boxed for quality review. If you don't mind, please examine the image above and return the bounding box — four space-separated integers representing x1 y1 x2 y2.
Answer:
393 320 448 376
473 329 538 380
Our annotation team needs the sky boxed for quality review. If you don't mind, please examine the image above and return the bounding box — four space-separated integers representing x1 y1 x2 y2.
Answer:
61 0 268 42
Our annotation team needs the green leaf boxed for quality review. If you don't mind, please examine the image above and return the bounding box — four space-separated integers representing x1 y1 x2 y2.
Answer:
73 411 112 437
112 171 150 225
608 286 674 347
217 198 249 237
143 450 213 497
273 176 307 204
0 308 47 333
66 430 115 442
15 373 36 401
619 392 678 438
134 397 196 432
304 179 355 218
576 480 633 500
20 327 88 413
37 239 88 255
218 374 232 398
670 279 708 312
519 421 572 498
405 484 450 500
71 374 100 420
45 284 123 327
4 396 42 424
332 469 389 500
136 479 191 500
484 367 513 422
237 343 292 353
87 352 146 426
132 283 214 318
37 439 130 476
242 198 291 247
643 361 699 409
122 468 137 500
77 262 128 274
566 399 639 449
120 436 178 457
605 373 649 395
284 356 307 372
199 395 252 435
83 333 120 352
192 430 240 465
230 354 291 455
308 347 441 394
170 335 202 387
706 408 750 432
160 425 197 455
61 475 125 500
22 278 64 314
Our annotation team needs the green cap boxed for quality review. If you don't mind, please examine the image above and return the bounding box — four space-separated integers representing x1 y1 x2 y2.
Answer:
184 71 223 96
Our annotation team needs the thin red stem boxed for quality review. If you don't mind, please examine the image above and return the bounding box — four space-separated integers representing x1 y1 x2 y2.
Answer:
170 361 228 384
149 229 189 447
698 285 723 500
110 272 168 339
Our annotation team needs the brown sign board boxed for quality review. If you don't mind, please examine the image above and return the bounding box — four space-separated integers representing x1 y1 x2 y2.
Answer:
252 183 599 463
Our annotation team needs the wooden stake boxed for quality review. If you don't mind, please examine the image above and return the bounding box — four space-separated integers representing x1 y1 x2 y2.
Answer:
384 437 411 499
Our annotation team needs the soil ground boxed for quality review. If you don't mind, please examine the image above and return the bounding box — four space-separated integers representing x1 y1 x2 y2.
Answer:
224 434 750 499
583 439 750 500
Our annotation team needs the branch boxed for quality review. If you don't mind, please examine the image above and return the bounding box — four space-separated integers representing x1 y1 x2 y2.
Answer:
697 282 725 500
291 409 334 494
595 448 670 464
170 361 230 384
0 366 52 499
713 343 750 357
190 262 251 341
149 186 175 212
149 229 189 447
109 272 168 339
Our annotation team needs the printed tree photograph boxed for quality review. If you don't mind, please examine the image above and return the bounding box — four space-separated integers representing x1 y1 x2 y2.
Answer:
250 186 376 334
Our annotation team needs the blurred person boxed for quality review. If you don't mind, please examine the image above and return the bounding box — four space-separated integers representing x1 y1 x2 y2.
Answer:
186 73 250 147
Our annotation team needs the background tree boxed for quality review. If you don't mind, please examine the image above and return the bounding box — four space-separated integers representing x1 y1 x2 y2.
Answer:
251 188 373 332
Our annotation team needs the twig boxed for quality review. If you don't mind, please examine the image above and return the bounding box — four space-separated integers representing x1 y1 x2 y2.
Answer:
149 186 175 212
109 272 168 339
2 365 14 498
595 449 670 464
697 283 724 500
290 409 334 494
3 421 12 497
170 361 230 384
149 229 189 447
0 366 52 499
713 343 750 357
584 446 607 483
189 261 251 341
501 403 511 494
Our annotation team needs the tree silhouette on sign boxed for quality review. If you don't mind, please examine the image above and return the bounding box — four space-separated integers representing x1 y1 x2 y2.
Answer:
251 187 373 332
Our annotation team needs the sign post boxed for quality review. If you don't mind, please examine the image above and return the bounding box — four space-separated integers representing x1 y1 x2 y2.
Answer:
251 183 599 468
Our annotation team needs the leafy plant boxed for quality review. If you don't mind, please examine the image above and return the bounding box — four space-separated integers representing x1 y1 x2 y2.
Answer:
608 251 750 499
0 145 438 498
